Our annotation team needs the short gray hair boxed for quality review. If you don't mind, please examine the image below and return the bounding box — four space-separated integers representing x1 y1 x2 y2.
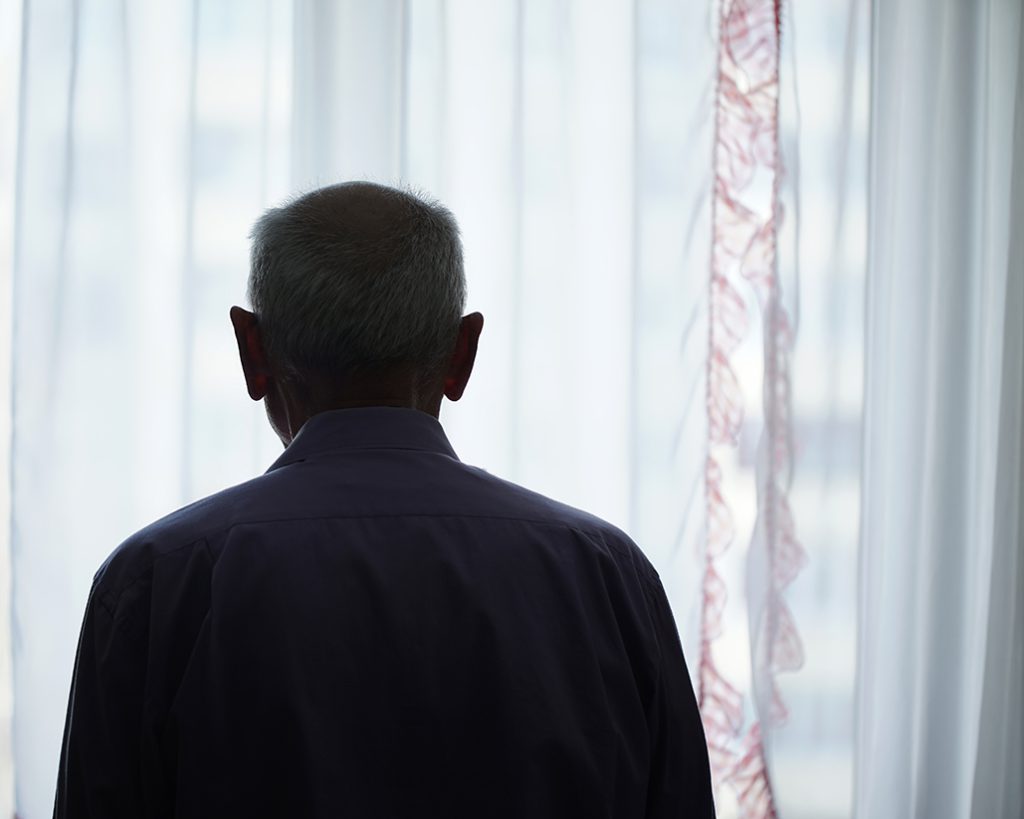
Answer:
248 182 466 388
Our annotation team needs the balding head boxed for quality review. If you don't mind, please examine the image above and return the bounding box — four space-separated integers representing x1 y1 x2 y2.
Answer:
248 182 466 395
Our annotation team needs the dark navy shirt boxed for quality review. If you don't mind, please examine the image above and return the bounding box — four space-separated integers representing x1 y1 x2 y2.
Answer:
56 407 714 818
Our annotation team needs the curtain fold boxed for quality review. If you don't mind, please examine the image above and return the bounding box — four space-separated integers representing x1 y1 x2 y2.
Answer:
291 0 406 186
969 18 1024 811
857 0 1024 816
0 0 21 812
768 1 868 815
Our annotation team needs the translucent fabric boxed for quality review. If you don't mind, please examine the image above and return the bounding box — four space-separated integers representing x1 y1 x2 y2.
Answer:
857 1 1024 816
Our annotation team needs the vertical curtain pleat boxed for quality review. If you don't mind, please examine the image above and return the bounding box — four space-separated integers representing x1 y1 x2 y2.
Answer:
180 0 200 500
0 0 23 808
507 0 525 478
631 0 716 667
123 0 190 508
13 3 94 813
857 0 1023 816
422 0 525 479
291 0 405 187
770 0 868 816
970 5 1024 815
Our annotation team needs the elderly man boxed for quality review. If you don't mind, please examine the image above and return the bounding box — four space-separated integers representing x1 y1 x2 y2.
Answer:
55 182 714 818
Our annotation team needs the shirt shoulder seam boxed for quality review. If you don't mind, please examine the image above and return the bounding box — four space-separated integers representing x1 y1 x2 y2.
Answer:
96 536 210 620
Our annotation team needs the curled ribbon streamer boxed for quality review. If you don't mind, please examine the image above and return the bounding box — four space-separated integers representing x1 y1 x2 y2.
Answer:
700 0 805 815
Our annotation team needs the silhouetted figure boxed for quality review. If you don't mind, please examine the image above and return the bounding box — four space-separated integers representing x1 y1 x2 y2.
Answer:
55 182 714 818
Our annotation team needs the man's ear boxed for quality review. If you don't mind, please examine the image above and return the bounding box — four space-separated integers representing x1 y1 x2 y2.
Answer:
443 312 484 402
230 306 272 401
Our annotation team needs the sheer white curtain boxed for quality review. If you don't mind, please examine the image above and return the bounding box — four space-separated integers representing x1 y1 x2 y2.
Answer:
857 0 1024 817
0 0 19 813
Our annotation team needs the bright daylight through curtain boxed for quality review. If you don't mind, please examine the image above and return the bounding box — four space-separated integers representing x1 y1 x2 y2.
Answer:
3 1 869 817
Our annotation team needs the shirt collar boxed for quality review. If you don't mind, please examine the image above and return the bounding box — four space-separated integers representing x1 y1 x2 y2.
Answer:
266 407 459 473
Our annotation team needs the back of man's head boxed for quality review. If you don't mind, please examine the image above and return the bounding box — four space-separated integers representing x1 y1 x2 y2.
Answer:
248 181 466 395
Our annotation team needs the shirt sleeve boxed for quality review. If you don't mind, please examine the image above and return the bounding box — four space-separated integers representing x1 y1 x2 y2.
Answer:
54 575 151 819
640 570 716 819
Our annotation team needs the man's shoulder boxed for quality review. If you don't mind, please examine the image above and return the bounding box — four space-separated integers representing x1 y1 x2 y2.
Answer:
92 471 284 599
468 466 614 533
457 464 657 577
